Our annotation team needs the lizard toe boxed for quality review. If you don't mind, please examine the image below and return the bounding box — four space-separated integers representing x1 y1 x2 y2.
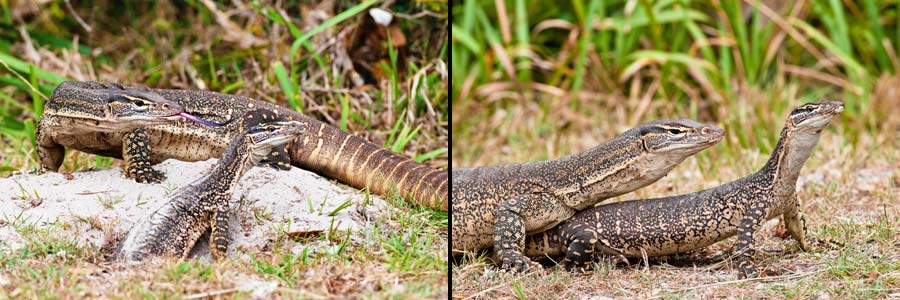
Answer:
500 254 539 273
737 262 758 279
128 167 166 184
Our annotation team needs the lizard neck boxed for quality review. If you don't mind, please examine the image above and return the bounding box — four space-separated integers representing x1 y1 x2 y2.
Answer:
757 126 823 196
542 132 643 183
205 138 258 203
532 131 656 209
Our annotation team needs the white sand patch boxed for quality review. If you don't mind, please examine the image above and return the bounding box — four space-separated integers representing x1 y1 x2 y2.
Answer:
0 159 391 257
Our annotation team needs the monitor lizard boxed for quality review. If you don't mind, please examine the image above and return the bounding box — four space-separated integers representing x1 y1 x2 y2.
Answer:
116 110 306 261
523 101 843 278
452 119 725 272
37 81 447 211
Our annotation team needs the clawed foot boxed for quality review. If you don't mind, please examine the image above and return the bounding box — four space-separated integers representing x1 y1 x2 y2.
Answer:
32 166 49 175
737 260 758 279
125 166 166 183
809 237 843 250
259 161 292 171
499 252 541 273
563 259 592 273
607 254 629 267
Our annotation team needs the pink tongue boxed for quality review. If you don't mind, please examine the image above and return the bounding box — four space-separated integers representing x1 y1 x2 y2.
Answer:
179 112 228 126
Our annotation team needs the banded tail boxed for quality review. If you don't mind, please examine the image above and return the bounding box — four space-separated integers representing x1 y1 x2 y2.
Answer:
289 120 448 211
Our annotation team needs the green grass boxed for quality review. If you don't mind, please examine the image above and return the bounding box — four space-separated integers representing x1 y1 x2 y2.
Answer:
0 0 448 177
452 1 899 168
0 191 448 299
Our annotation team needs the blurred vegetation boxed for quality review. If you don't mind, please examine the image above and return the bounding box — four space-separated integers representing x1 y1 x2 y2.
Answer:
452 0 900 166
0 0 448 175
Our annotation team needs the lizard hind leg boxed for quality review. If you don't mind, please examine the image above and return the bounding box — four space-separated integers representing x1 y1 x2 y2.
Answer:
735 206 767 279
560 221 599 273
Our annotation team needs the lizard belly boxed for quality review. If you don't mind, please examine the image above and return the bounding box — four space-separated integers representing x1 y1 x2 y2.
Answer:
147 125 230 163
53 132 123 158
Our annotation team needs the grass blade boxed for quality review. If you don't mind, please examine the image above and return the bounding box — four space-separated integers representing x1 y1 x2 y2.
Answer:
414 148 447 163
288 0 377 66
272 61 301 113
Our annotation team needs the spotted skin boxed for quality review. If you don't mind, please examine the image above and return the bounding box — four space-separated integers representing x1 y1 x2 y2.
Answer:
260 149 292 170
209 208 230 259
453 119 724 272
36 81 184 174
523 101 843 278
116 114 306 261
123 128 166 183
38 81 447 211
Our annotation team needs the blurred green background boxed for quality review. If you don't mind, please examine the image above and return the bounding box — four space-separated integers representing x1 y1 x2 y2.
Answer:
451 0 900 167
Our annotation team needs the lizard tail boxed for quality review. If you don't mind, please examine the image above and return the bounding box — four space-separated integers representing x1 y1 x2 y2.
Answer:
290 120 448 211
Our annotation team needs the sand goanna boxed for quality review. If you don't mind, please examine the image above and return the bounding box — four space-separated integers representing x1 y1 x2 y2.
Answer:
524 101 844 278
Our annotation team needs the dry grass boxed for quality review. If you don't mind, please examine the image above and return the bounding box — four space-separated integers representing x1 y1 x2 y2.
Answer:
2 203 448 299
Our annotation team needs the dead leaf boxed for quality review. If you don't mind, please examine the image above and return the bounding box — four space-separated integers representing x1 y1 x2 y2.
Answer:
199 0 266 49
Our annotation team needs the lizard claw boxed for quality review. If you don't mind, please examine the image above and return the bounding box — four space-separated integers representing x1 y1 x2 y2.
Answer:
563 259 593 273
499 252 541 273
126 166 166 184
810 237 843 250
737 260 758 279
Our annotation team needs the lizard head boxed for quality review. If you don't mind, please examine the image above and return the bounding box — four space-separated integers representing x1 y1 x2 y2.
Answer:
787 100 843 132
46 84 184 131
638 118 724 155
244 120 307 160
105 90 184 127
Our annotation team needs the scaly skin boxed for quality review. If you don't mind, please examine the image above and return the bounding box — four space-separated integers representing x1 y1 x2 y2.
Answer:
452 119 724 272
524 101 843 278
37 81 447 211
117 111 306 261
35 81 185 182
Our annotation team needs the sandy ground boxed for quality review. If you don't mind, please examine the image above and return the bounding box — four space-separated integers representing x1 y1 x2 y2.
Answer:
0 159 391 258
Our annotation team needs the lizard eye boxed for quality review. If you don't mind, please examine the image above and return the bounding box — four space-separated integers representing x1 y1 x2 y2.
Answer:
667 128 683 135
249 126 265 134
791 105 814 115
132 100 149 111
